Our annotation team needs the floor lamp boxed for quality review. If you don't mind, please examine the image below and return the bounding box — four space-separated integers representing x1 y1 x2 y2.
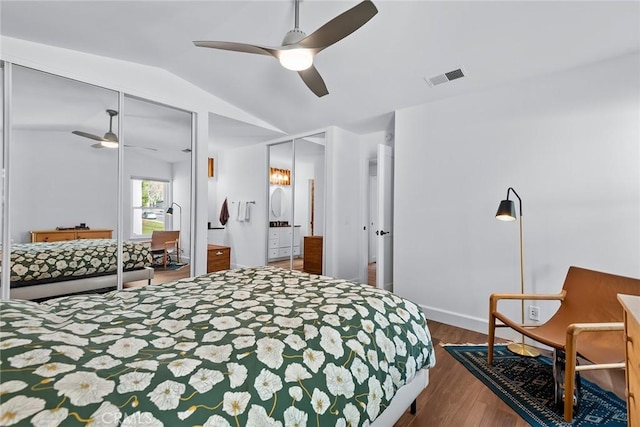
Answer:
495 187 540 357
166 202 182 263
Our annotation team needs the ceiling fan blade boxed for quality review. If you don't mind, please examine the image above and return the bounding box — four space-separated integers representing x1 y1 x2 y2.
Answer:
72 130 106 142
90 143 105 149
193 41 277 57
298 66 329 97
298 0 378 51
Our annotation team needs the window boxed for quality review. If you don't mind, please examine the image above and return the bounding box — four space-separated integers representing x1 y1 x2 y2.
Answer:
131 178 169 237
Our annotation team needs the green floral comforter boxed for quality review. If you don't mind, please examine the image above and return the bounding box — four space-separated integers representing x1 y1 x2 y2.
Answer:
4 239 153 286
0 266 435 426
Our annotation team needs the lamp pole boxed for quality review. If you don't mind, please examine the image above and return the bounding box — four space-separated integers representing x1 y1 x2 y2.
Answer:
496 187 540 357
167 202 182 263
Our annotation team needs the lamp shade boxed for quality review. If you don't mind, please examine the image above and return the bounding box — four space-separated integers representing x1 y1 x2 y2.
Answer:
166 207 174 215
495 200 516 221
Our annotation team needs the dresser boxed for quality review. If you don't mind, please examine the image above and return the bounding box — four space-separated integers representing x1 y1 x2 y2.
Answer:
30 228 113 243
619 293 639 427
268 226 301 261
207 244 231 273
303 236 323 274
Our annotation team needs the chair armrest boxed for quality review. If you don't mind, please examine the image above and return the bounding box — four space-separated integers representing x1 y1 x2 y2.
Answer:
490 290 566 312
567 322 624 335
164 240 177 249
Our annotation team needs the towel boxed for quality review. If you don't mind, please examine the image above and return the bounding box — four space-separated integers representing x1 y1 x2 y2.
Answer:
237 201 247 222
219 198 230 225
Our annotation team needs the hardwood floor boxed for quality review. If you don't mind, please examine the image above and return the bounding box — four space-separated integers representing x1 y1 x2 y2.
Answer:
392 320 626 426
124 265 191 288
268 258 304 271
393 320 530 427
368 262 376 285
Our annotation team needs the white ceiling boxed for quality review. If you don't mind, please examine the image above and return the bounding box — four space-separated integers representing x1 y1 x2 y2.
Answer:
1 1 639 145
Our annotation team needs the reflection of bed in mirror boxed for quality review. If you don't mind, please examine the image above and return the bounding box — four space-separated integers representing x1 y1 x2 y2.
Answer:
7 65 193 293
5 239 154 301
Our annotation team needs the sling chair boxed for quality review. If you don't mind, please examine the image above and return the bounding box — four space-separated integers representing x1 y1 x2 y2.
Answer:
488 266 640 422
148 230 180 268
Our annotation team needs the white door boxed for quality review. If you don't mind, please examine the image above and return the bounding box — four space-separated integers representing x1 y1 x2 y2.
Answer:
376 145 393 291
368 173 378 263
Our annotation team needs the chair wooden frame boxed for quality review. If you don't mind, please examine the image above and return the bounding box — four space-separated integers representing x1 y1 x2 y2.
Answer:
488 266 640 422
147 231 180 268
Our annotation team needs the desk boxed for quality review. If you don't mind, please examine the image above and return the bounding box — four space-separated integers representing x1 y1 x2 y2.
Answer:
618 294 639 427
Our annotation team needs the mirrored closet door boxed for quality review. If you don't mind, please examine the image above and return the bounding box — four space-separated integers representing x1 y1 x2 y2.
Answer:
9 65 120 299
0 62 5 296
1 64 195 300
123 95 193 282
267 133 325 272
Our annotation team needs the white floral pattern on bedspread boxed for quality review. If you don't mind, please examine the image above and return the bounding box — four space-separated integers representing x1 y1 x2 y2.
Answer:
0 266 435 426
2 239 153 285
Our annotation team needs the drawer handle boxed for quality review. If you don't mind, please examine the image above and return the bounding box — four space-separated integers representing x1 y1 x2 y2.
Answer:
216 251 224 255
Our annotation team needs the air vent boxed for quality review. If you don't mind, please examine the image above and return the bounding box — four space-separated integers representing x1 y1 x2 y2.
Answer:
424 68 466 87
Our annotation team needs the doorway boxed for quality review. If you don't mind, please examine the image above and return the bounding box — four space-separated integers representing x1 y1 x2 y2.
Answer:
362 144 393 290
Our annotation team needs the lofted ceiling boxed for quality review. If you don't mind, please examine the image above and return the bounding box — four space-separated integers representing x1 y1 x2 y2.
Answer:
1 0 639 145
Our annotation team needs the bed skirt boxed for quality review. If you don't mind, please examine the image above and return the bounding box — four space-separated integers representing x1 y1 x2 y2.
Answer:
10 267 154 300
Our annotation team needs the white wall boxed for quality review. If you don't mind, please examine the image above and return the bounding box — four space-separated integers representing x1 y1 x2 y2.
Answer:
171 159 192 260
293 160 314 239
313 154 326 237
212 144 268 268
325 127 362 280
394 53 640 337
11 130 118 243
10 130 190 261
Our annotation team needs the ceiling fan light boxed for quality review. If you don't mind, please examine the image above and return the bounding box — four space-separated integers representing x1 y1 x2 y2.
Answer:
100 140 119 149
101 131 119 148
279 48 313 71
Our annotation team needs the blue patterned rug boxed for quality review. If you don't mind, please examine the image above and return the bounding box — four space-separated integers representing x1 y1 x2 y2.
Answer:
444 344 627 426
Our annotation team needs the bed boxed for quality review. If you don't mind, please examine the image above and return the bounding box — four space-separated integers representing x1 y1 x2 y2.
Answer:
3 239 154 300
0 266 435 426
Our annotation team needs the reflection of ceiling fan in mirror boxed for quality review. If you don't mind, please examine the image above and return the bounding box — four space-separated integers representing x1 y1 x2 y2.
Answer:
193 0 378 97
72 109 157 151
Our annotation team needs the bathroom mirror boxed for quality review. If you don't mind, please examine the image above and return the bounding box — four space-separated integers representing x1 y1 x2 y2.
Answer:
271 187 285 218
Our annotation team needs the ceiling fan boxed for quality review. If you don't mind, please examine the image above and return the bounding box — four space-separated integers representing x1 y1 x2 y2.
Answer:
193 0 378 97
72 109 157 151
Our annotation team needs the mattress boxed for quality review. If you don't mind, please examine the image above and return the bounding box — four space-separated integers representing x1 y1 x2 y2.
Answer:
0 266 435 426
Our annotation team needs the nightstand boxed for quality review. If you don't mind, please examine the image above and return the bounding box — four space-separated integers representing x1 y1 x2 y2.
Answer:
207 244 231 273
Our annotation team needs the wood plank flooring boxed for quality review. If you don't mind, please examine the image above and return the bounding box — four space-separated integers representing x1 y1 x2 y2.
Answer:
392 320 626 426
393 320 530 427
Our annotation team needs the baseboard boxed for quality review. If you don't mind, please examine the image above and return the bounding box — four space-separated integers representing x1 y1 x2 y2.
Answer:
419 304 523 342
